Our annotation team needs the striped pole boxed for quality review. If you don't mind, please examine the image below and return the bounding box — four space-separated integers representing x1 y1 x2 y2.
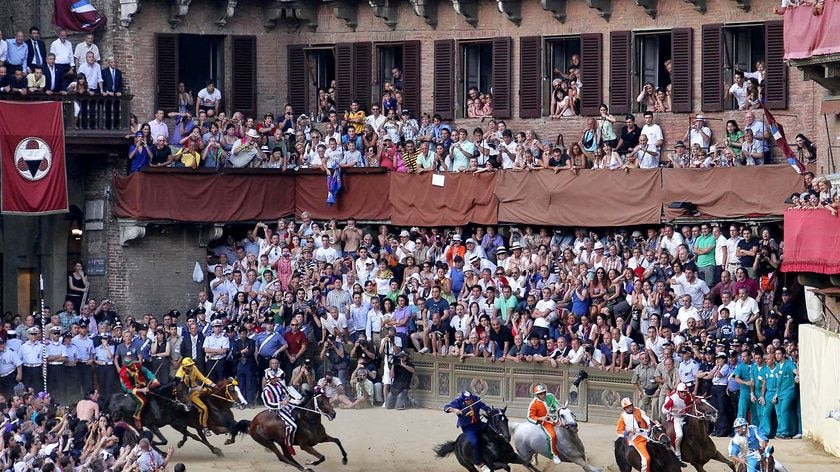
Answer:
39 275 47 394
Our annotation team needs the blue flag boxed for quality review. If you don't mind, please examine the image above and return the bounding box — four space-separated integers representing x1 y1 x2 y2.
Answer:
327 167 342 206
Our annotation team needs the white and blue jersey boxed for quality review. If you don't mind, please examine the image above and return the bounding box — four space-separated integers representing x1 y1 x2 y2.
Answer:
729 425 769 472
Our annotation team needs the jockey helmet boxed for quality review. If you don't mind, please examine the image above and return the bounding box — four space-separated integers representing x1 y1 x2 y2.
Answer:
733 417 748 429
676 382 688 392
124 357 138 367
533 384 547 395
180 357 195 367
621 397 633 408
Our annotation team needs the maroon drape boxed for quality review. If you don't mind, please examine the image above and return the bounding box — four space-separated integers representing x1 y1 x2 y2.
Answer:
388 173 499 226
782 209 840 274
294 173 391 221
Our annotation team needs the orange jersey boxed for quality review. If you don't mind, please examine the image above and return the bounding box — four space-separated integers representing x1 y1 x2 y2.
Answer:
527 398 549 424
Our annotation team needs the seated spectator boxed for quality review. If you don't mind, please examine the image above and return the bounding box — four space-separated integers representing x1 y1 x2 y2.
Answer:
150 135 173 167
174 141 202 169
203 136 229 169
25 65 44 92
229 129 264 168
128 131 153 173
654 88 670 113
196 80 221 117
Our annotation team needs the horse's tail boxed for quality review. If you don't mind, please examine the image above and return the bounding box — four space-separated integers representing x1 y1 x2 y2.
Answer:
231 419 251 438
614 438 632 472
433 441 457 458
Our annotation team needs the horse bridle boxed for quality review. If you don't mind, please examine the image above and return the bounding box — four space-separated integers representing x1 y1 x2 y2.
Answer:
145 384 188 409
683 399 717 422
552 409 576 429
485 410 506 437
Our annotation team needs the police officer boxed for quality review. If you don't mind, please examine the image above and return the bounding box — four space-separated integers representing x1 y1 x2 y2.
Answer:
73 321 96 398
0 337 22 399
20 327 44 393
45 326 68 403
677 347 699 394
253 317 288 378
5 330 22 353
631 351 658 414
63 332 80 404
94 333 118 403
202 319 229 382
137 324 153 371
232 325 258 406
223 324 239 378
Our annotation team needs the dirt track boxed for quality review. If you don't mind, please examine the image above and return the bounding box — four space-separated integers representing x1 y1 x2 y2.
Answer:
167 407 839 471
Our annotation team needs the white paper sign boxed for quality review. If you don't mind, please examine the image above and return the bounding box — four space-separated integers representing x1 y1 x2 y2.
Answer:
431 173 445 187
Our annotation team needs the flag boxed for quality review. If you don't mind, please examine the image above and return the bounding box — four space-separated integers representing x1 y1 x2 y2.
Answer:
52 0 107 32
327 167 342 207
0 101 69 214
761 104 806 174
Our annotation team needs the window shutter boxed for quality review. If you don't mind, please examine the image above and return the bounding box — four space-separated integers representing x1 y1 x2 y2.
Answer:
287 45 307 115
670 28 693 113
492 37 513 119
764 20 787 109
402 41 421 116
353 42 372 111
155 33 178 113
580 33 603 116
608 31 631 115
433 39 455 120
231 36 256 118
335 43 355 115
519 36 542 119
701 24 723 112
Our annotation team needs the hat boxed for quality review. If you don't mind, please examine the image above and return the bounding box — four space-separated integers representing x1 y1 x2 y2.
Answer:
715 352 727 359
138 323 149 331
410 227 420 233
511 242 522 250
452 234 462 241
224 324 237 333
399 230 410 238
593 241 605 250
496 246 508 254
168 309 181 318
401 109 410 115
246 129 260 139
463 266 475 273
694 114 705 121
782 287 790 295
50 326 61 333
223 268 233 275
704 347 714 354
211 319 223 327
469 254 480 263
100 332 111 339
6 329 16 337
134 131 144 137
631 230 643 238
465 238 476 244
735 321 747 329
113 322 123 329
728 349 738 357
675 140 686 148
383 136 392 141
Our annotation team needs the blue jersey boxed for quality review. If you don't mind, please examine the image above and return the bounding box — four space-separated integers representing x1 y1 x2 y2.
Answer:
729 425 767 457
444 395 489 429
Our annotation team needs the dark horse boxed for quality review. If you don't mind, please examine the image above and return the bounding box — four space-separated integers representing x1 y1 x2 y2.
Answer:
434 406 539 472
249 388 348 471
169 378 252 456
660 398 736 472
614 429 686 472
108 380 192 448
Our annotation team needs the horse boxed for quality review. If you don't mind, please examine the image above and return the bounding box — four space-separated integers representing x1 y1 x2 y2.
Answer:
660 398 736 472
614 430 686 472
434 406 538 472
511 404 603 472
249 387 348 471
108 379 192 448
169 378 251 456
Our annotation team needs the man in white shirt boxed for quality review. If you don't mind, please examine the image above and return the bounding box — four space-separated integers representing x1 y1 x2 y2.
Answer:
450 128 477 170
395 230 416 263
196 80 222 117
743 111 769 158
633 134 660 169
0 30 7 63
314 236 339 264
354 246 375 281
675 295 699 332
640 111 664 150
364 104 385 132
678 266 710 308
724 224 742 274
684 114 712 150
73 33 99 68
732 288 760 328
658 224 685 258
725 71 749 110
49 29 73 79
712 225 729 283
148 109 169 140
76 51 103 92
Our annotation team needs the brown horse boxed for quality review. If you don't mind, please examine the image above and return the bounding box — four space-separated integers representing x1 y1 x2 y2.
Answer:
660 398 735 472
249 388 348 470
170 378 251 456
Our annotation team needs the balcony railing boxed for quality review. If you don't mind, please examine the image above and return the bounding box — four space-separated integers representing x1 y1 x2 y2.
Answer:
0 93 133 146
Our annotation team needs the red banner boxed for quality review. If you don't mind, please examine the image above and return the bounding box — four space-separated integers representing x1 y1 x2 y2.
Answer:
782 209 840 274
0 101 68 214
52 0 107 32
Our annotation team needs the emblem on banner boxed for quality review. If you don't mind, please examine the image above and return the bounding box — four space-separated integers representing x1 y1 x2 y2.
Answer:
14 137 53 181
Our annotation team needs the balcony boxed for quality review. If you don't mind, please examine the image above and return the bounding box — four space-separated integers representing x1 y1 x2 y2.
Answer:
783 2 840 94
0 93 133 151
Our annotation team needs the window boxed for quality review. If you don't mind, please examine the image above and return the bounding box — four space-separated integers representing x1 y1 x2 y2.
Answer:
544 37 581 115
461 42 493 117
178 35 225 105
288 46 335 120
378 45 403 95
634 32 672 112
723 24 765 110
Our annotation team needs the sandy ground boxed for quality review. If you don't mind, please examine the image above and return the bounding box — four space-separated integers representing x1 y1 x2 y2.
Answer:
164 407 840 472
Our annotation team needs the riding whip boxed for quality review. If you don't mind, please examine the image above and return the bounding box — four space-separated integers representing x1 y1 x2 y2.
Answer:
39 275 48 394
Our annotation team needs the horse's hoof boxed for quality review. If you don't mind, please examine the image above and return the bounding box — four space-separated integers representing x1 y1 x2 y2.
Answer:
213 449 224 457
176 441 186 448
341 458 348 465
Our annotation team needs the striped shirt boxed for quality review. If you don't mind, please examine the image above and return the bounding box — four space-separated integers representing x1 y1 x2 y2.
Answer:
262 382 292 411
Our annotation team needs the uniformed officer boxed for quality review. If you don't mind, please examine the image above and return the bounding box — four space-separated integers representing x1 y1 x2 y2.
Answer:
0 337 22 399
63 332 79 404
20 327 44 393
94 333 118 403
631 352 658 414
677 347 699 394
223 324 239 378
73 321 96 398
253 317 288 378
137 324 153 370
202 319 230 382
5 330 22 353
45 326 68 403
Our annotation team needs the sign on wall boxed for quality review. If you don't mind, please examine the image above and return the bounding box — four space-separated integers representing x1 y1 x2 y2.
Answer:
86 257 106 276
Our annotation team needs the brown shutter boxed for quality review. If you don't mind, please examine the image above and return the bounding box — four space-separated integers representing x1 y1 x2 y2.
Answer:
608 31 631 115
353 42 372 111
764 20 787 109
670 28 693 113
155 33 178 113
335 43 354 115
231 36 256 118
433 39 455 120
492 37 513 119
700 24 723 112
287 45 307 115
519 36 542 119
402 41 421 116
580 33 603 116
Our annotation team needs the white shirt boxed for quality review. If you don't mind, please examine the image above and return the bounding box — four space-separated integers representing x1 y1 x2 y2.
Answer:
73 42 100 64
733 297 759 325
148 119 169 140
0 40 7 63
197 87 222 107
679 278 710 308
641 123 664 149
725 237 741 267
676 306 699 331
364 114 385 132
202 333 230 360
728 82 748 108
714 234 728 266
688 126 712 149
659 232 685 257
322 314 348 337
49 38 73 65
76 61 103 89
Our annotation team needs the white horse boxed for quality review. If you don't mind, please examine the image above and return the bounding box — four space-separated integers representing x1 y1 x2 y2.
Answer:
510 404 603 472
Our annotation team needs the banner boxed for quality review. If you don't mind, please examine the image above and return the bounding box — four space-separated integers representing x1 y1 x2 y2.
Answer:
52 0 107 32
0 101 69 214
761 104 806 174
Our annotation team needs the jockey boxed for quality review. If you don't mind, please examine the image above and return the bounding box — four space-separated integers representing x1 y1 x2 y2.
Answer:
544 390 562 419
175 357 216 435
616 397 652 472
729 417 769 472
661 382 694 461
444 391 491 472
262 369 298 456
527 384 562 465
118 356 160 430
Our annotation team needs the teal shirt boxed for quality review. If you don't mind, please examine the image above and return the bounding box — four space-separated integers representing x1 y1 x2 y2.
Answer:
694 234 716 268
765 364 780 397
494 295 518 323
777 359 797 395
733 361 752 393
751 364 768 396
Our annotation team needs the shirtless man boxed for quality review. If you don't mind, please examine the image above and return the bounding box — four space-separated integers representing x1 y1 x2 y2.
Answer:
340 219 363 257
75 388 100 422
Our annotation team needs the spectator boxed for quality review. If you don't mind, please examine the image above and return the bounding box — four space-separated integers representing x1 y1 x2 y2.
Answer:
128 131 153 172
196 80 221 117
25 26 46 73
148 109 169 141
49 29 73 80
73 33 100 68
4 31 28 73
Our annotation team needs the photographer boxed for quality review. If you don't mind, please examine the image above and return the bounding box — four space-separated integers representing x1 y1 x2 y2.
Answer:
290 358 315 393
320 334 350 385
348 359 376 409
128 131 153 173
385 345 415 410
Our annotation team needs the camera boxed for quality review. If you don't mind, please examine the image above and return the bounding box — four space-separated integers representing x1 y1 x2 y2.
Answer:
572 369 589 388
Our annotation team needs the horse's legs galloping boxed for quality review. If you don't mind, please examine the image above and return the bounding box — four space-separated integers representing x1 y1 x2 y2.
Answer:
299 445 326 466
252 431 305 471
711 449 737 472
195 428 224 457
322 434 348 465
148 426 168 447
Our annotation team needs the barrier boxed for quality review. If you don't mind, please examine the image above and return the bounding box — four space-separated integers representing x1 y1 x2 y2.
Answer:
799 325 840 458
409 357 634 425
